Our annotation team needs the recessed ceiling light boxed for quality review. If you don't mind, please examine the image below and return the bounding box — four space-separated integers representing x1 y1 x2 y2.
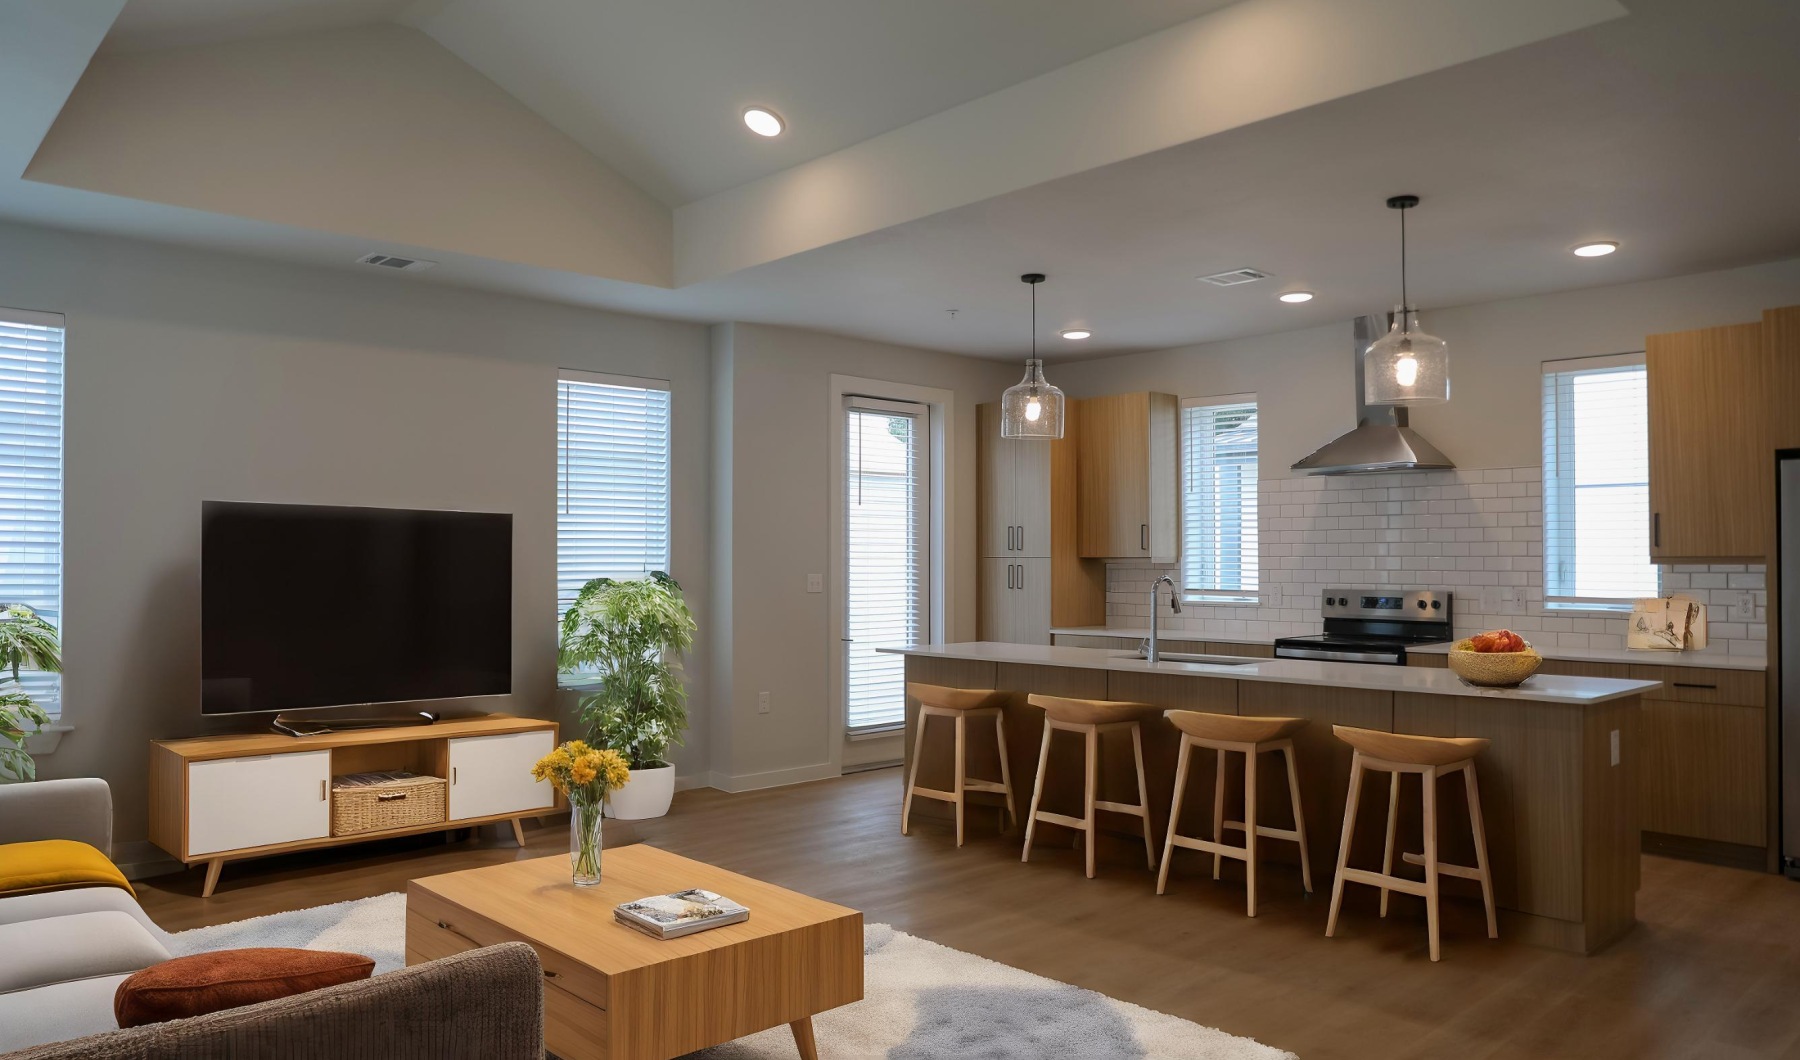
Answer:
1060 329 1092 340
1572 241 1618 257
1278 291 1314 303
742 107 784 137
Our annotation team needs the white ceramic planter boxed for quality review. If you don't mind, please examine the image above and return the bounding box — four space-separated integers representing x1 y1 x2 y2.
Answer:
604 762 676 820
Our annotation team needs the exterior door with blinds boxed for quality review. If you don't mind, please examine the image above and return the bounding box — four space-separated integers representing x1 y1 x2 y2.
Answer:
842 397 929 733
556 370 672 614
0 309 64 715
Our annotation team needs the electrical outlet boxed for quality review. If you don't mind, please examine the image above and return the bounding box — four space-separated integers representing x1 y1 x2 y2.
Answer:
1500 586 1523 613
806 573 823 594
1734 592 1756 622
757 691 771 715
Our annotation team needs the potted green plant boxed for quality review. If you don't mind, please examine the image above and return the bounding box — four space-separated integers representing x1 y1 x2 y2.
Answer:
0 604 62 783
558 571 696 820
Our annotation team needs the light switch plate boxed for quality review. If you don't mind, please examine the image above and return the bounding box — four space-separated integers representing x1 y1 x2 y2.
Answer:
1500 586 1523 613
757 691 771 715
806 573 823 594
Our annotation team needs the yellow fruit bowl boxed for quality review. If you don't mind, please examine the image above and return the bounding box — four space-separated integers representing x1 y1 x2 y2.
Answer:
1447 639 1543 687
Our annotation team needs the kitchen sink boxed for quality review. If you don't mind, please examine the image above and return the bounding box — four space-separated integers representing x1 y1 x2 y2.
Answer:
1111 650 1259 667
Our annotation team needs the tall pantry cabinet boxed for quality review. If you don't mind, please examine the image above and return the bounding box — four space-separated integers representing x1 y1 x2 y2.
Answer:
977 402 1104 643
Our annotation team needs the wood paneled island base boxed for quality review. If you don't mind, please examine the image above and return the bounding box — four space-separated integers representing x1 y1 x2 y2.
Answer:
407 845 863 1060
895 644 1650 955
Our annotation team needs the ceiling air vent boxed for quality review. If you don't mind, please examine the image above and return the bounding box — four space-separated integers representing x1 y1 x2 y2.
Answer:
356 252 437 272
1198 267 1271 287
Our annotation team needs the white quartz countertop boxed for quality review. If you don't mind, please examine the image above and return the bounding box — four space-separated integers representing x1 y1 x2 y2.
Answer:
1048 626 1767 672
883 641 1662 705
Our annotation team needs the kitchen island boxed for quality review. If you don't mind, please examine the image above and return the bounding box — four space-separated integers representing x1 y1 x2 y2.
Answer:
883 641 1660 954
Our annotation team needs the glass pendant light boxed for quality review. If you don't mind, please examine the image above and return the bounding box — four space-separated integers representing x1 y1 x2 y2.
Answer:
1364 195 1449 405
1000 273 1065 439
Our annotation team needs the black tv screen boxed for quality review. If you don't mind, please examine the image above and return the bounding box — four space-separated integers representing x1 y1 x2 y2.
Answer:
201 501 512 715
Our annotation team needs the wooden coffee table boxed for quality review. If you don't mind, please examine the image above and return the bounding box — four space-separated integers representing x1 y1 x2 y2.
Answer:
407 845 863 1060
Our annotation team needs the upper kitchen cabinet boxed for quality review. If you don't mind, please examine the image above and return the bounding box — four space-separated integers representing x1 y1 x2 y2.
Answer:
1767 305 1800 452
1076 392 1180 561
977 403 1050 559
1646 322 1772 561
976 402 1102 643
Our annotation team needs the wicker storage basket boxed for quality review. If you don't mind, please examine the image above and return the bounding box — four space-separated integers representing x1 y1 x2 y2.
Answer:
331 771 448 836
1446 640 1543 688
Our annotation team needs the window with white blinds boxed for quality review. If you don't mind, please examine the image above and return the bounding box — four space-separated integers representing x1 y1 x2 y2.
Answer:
556 371 672 615
1181 397 1259 598
1542 355 1658 604
0 309 64 715
843 400 927 733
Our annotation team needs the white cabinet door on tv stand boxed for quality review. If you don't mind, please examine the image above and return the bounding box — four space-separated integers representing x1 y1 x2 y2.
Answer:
188 750 332 856
447 730 556 821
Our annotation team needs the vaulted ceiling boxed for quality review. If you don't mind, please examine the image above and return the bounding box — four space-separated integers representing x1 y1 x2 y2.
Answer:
3 0 1797 359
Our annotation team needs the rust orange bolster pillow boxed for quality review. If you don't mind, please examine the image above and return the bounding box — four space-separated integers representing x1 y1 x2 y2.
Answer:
114 947 376 1028
0 839 134 897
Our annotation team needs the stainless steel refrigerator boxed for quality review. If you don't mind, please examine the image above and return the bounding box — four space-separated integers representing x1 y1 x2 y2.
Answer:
1781 451 1800 876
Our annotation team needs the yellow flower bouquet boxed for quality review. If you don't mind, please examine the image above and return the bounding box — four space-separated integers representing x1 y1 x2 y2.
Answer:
532 740 630 885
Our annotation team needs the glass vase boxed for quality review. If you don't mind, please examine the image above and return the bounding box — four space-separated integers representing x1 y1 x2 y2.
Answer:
570 799 603 886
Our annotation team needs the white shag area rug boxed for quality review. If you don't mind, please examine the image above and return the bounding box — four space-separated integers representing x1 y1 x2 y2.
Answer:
165 894 1294 1060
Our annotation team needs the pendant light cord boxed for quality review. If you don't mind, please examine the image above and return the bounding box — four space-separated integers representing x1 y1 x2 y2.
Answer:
1400 204 1409 314
1030 280 1038 362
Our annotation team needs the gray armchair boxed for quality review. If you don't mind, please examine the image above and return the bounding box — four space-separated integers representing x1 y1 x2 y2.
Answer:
1 941 546 1060
0 777 113 854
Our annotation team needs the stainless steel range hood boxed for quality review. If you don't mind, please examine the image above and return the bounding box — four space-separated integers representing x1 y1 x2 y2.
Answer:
1290 315 1454 475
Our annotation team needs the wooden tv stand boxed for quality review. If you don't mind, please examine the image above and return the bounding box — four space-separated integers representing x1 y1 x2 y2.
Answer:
150 714 560 897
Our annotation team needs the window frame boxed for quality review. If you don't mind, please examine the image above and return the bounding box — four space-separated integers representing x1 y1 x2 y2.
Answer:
0 306 65 718
1540 352 1659 609
1179 393 1260 604
554 369 674 622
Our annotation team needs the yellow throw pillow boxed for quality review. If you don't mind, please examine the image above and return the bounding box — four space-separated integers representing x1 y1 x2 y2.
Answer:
0 839 135 898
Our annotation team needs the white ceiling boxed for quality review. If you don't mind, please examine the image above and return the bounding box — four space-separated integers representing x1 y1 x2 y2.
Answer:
102 0 415 52
6 0 1800 362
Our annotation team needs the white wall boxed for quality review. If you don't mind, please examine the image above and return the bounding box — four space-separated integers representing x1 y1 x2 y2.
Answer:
708 322 1014 788
1052 257 1800 476
27 26 672 286
0 221 709 843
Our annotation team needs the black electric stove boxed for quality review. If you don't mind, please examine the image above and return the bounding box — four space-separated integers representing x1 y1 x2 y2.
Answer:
1272 589 1453 665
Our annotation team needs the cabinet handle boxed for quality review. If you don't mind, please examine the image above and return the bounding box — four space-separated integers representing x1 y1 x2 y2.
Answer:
1141 524 1149 551
1672 682 1718 691
1018 526 1025 552
452 767 458 785
1007 525 1014 550
1019 563 1026 590
1653 512 1660 549
1007 563 1014 590
320 780 326 801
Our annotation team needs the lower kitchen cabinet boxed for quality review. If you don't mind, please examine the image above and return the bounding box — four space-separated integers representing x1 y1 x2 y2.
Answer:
1638 698 1766 847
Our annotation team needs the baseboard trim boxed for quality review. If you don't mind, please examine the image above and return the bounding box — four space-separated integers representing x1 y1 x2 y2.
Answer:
1642 830 1768 872
707 762 841 793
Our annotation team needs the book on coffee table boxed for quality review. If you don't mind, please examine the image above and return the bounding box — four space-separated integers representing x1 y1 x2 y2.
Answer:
615 888 749 940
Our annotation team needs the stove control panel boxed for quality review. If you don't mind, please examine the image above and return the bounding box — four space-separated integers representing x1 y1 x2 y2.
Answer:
1321 589 1451 623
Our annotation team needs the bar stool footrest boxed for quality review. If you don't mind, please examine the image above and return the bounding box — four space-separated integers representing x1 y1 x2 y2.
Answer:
1033 810 1087 830
1339 866 1429 897
1222 820 1302 842
1400 851 1484 881
1093 800 1150 816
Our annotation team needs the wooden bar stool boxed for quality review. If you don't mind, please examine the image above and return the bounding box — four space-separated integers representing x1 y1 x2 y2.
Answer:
1324 725 1498 961
1020 694 1159 879
1156 710 1311 916
902 683 1017 847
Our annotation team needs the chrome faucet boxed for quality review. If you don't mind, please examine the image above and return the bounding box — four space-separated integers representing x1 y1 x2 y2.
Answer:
1147 574 1183 663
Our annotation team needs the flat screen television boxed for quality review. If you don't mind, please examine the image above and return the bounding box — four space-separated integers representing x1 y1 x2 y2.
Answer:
201 501 512 715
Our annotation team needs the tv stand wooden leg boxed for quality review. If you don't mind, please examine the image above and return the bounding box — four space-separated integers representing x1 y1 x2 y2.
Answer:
202 858 224 898
509 817 527 847
789 1017 818 1060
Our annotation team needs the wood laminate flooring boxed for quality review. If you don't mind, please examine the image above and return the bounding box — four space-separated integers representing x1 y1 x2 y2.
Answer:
136 768 1800 1059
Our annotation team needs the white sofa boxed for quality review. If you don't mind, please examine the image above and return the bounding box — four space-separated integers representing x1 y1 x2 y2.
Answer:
0 779 173 1054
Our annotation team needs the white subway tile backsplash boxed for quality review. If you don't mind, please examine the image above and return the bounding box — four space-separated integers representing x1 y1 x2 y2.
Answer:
1104 465 1767 662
